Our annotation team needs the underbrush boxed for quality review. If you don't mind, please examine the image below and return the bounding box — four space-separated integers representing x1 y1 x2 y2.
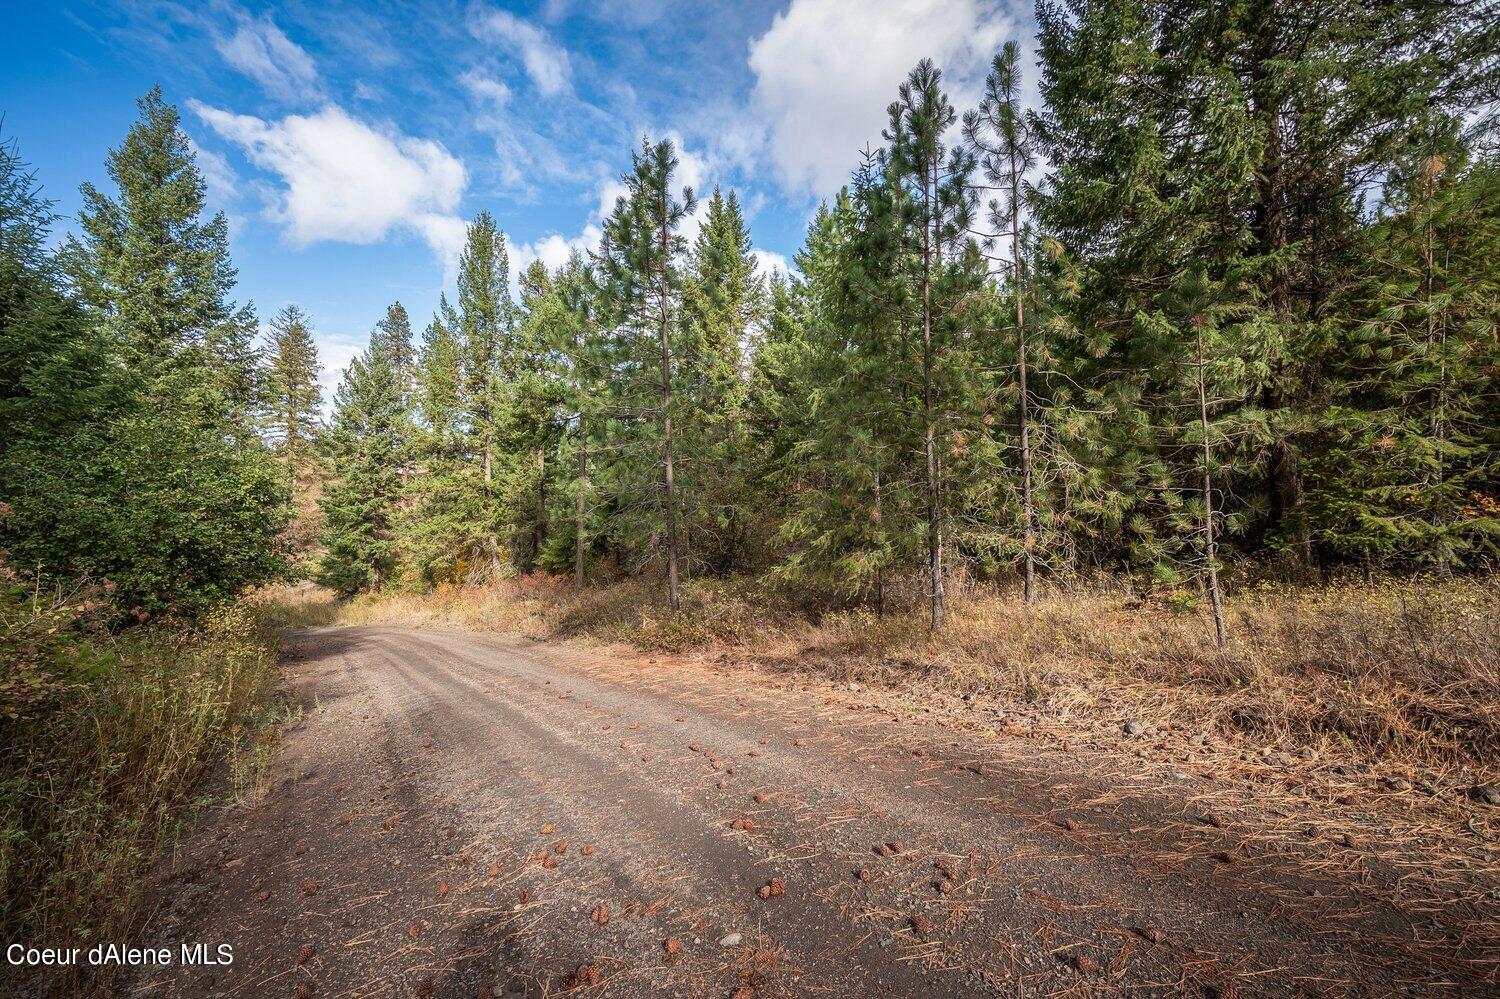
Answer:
794 577 1499 775
264 572 1499 776
0 579 284 976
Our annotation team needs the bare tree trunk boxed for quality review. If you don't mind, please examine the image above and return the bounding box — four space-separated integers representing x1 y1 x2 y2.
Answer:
874 465 886 618
534 447 546 568
658 221 681 611
575 422 588 587
1011 159 1037 605
482 433 502 578
1421 170 1453 579
922 158 943 632
1196 321 1228 650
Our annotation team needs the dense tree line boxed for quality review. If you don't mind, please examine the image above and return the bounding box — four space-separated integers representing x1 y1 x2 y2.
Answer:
317 2 1496 636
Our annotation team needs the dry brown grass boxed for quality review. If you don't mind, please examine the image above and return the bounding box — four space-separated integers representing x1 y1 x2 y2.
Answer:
259 573 1499 778
792 577 1499 774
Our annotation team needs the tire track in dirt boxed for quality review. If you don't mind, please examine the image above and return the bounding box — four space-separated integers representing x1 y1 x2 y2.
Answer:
373 641 940 997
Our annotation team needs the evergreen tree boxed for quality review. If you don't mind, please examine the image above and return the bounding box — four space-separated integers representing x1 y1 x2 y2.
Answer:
505 260 565 572
965 41 1043 601
318 332 405 594
402 295 476 585
883 59 981 629
415 295 464 453
758 190 913 609
1310 131 1500 570
65 86 261 423
1149 266 1258 647
455 211 517 577
520 256 601 581
745 271 818 571
679 187 762 573
0 130 111 449
263 305 323 492
0 131 118 595
1033 0 1495 570
374 301 416 405
13 92 287 615
596 137 696 610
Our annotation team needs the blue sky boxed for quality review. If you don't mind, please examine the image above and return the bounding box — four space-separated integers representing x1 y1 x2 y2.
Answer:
2 0 1032 399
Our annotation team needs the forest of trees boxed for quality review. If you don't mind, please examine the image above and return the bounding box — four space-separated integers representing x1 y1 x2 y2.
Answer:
3 2 1497 638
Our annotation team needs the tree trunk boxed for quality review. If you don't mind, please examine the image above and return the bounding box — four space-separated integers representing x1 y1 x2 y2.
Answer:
1012 159 1037 605
575 426 588 587
1251 39 1311 568
874 465 886 618
482 434 502 578
534 446 546 568
659 219 681 612
1423 170 1452 579
922 157 943 631
1197 321 1228 651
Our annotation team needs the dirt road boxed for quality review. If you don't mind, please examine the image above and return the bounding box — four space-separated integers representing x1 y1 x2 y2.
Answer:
124 627 1496 997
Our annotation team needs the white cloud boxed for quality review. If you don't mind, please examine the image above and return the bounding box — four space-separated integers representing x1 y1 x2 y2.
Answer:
747 0 1016 195
190 102 468 276
460 68 583 190
411 213 471 287
594 176 629 219
215 13 320 101
669 133 711 195
470 8 573 98
461 69 513 109
515 225 603 276
750 248 793 280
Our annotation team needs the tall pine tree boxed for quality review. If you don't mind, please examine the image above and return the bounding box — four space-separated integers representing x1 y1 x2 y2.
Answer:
679 187 762 573
883 59 981 629
455 212 517 578
263 305 323 493
318 330 406 594
596 138 696 610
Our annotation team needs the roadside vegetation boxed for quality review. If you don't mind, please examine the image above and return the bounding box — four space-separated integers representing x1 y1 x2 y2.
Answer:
271 3 1495 812
0 567 285 969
